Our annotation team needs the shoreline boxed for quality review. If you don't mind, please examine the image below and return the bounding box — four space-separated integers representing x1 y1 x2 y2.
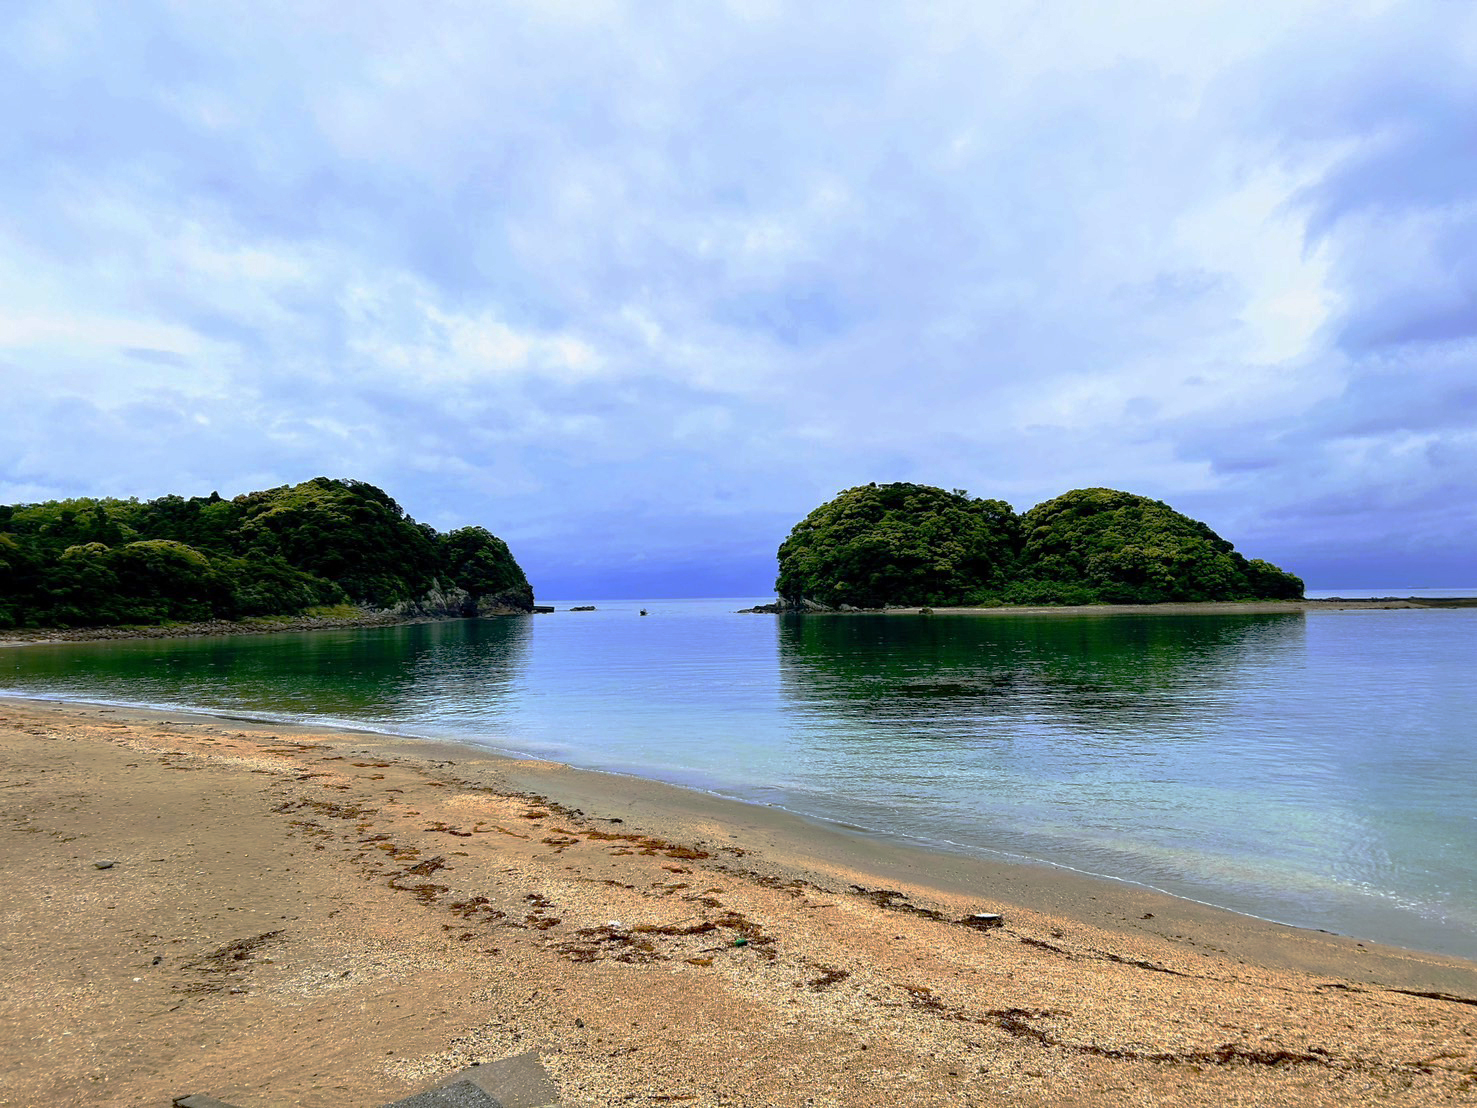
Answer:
0 608 483 647
3 683 1472 966
3 596 1475 649
6 692 1468 981
3 696 1475 1106
742 597 1477 615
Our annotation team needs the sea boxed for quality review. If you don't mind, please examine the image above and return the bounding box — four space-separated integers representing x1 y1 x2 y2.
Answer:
4 593 1475 960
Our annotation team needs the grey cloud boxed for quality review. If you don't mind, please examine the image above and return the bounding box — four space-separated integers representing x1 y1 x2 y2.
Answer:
1221 9 1477 360
1326 373 1477 437
5 2 1477 591
122 347 191 367
1140 4 1477 585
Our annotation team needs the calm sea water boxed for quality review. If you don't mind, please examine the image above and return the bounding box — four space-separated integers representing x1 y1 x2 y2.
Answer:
4 599 1475 959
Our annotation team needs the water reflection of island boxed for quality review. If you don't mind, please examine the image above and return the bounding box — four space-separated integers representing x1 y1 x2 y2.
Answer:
4 617 533 722
775 611 1307 741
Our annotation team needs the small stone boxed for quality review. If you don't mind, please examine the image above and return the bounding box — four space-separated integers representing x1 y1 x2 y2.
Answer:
94 860 116 870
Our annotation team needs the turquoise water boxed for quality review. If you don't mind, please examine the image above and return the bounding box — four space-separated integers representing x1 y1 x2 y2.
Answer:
4 600 1475 959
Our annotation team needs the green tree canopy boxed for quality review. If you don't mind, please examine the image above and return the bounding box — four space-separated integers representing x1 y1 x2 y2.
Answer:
0 478 533 629
774 483 1303 608
776 483 1023 607
439 526 535 611
234 478 441 607
1011 488 1303 604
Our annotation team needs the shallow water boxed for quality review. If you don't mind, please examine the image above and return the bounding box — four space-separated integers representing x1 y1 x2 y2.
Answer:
4 600 1475 958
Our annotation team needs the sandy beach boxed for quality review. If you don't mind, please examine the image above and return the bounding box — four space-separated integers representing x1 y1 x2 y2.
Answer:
2 696 1474 1107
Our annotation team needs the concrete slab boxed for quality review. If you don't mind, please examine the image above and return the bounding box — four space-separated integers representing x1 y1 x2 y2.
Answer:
381 1077 504 1108
431 1049 560 1108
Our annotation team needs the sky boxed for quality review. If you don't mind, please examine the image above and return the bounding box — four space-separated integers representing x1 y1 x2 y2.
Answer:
3 1 1475 597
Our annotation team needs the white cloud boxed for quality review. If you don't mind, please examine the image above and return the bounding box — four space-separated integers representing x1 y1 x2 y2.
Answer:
347 292 606 386
0 310 199 357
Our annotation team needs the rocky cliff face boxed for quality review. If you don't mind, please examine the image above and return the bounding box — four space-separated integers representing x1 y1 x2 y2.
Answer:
737 598 835 613
388 582 535 619
476 589 537 615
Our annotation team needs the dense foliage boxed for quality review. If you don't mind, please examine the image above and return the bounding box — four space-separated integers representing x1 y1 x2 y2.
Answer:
1011 488 1304 604
775 483 1023 608
775 483 1303 607
0 478 534 629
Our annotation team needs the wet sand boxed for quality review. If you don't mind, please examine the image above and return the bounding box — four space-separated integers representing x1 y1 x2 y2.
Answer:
2 696 1474 1107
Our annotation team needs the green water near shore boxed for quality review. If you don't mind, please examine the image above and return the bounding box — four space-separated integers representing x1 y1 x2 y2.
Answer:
4 600 1475 958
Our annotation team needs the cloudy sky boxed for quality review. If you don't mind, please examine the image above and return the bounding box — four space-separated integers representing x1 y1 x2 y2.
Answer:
4 1 1474 596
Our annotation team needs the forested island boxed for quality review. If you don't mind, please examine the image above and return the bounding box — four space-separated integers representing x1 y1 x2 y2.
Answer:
1 476 1306 630
773 483 1304 609
0 477 532 629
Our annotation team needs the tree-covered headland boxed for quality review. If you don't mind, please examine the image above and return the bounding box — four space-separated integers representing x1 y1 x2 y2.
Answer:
0 477 533 629
775 483 1303 608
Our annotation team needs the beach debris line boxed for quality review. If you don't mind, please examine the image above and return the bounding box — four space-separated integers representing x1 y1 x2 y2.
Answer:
556 909 776 965
1019 934 1189 976
850 885 945 920
805 964 851 991
848 884 1006 933
176 930 283 995
960 912 1005 930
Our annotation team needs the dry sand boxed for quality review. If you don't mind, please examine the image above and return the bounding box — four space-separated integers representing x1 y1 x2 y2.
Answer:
2 696 1474 1107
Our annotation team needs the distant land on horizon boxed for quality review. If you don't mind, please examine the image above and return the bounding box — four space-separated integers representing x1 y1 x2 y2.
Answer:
527 591 1477 610
4 475 1473 627
0 477 532 630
